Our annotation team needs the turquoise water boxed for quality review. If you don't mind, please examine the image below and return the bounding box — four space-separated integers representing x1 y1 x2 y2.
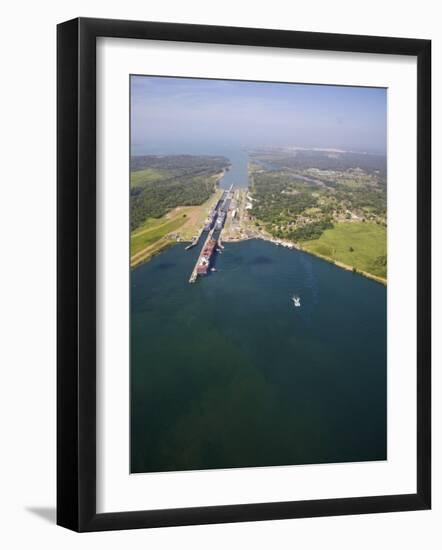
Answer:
130 239 387 473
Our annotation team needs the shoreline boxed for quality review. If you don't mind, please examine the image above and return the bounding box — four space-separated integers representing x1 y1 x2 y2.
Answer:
297 245 387 286
130 238 175 268
131 163 386 285
245 163 386 285
132 230 387 287
130 172 226 268
222 232 387 286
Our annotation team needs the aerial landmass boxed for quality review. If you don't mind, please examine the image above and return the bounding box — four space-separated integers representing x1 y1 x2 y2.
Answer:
130 155 228 267
130 148 386 283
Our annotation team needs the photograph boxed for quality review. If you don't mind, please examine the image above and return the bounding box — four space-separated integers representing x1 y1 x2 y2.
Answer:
130 75 387 474
0 0 434 542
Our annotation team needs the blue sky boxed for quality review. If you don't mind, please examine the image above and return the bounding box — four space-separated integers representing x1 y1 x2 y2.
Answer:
131 76 387 154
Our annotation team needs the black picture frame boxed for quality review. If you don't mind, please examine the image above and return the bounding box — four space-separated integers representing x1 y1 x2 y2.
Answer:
57 17 431 532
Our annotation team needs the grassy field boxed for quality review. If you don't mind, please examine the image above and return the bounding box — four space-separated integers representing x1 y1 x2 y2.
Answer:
131 212 188 257
130 237 176 268
178 189 223 241
130 190 223 267
302 222 387 280
130 168 169 189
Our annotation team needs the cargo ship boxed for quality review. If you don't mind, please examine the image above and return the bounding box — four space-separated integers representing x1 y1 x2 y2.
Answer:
215 211 226 230
203 207 218 231
196 238 217 276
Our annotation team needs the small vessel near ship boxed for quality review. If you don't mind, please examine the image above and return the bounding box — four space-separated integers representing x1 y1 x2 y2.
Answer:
292 295 301 307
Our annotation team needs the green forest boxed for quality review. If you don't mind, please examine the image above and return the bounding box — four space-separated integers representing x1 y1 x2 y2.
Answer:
249 149 387 280
250 157 386 243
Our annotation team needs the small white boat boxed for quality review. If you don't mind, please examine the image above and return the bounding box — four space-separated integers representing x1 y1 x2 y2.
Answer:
292 295 301 307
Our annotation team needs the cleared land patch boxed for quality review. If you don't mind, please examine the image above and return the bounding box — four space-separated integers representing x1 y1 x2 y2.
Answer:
131 212 188 257
302 222 386 280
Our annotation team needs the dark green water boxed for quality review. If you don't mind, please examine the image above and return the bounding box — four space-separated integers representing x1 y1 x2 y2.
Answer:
130 239 386 473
